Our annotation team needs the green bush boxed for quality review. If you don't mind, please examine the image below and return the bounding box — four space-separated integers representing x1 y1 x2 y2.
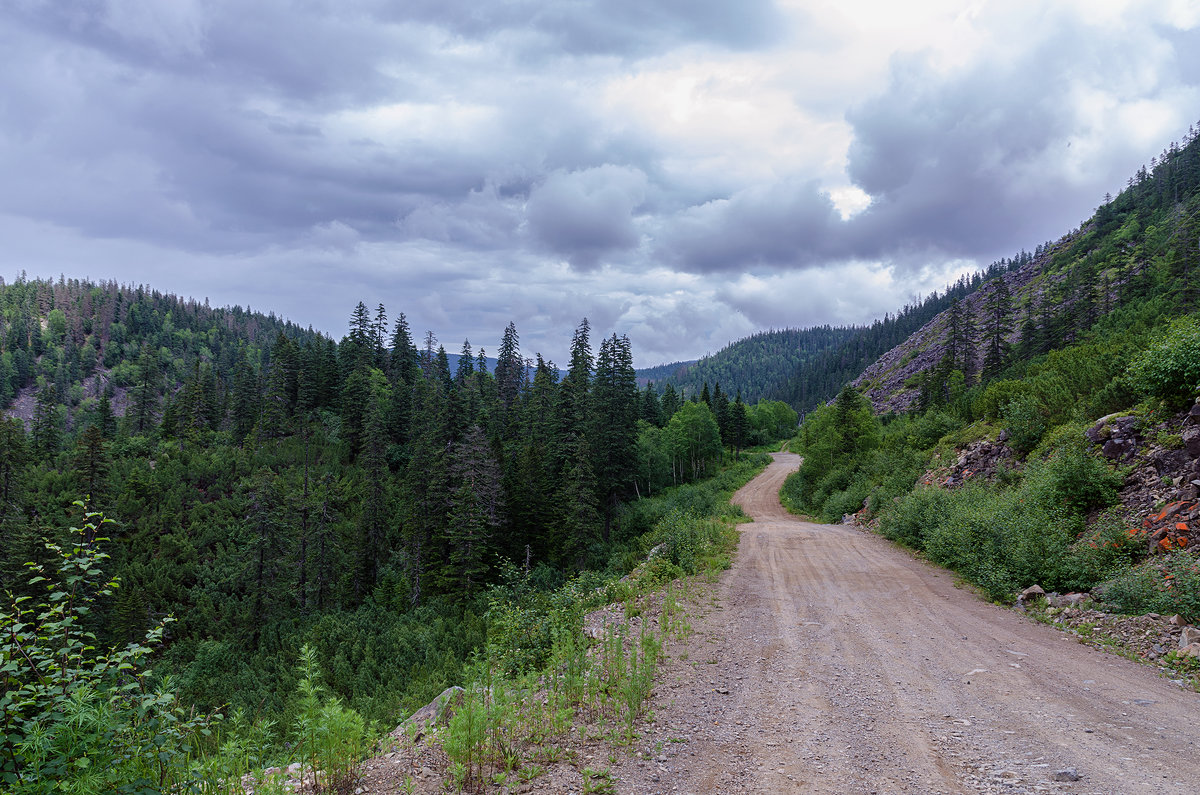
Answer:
0 506 216 793
882 482 1078 601
879 487 953 550
1098 551 1200 620
1128 315 1200 408
1065 512 1146 587
1001 395 1047 454
822 481 870 524
648 511 728 575
1025 428 1121 514
975 379 1030 421
922 486 1075 601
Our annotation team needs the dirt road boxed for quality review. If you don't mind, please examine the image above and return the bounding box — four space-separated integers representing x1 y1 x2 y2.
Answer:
611 453 1198 794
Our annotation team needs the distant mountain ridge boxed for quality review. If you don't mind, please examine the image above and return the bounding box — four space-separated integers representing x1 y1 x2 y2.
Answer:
636 327 854 406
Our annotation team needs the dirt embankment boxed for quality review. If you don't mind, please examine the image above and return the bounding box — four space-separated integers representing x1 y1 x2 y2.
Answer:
606 453 1198 794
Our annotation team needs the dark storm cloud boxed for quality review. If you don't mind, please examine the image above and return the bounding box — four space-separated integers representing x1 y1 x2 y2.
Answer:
655 180 841 272
843 42 1088 265
8 0 409 106
3 1 1198 366
1 1 686 262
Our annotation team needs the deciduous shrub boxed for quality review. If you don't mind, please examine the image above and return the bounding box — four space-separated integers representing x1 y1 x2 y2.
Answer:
0 506 215 793
1128 315 1200 408
1097 551 1200 620
1064 512 1146 587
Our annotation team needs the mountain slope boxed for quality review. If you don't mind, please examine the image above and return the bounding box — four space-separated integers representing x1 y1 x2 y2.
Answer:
852 125 1200 415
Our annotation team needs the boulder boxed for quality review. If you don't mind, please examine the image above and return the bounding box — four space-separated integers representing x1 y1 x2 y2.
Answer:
1183 427 1200 457
1179 626 1200 648
1087 412 1130 441
1101 438 1133 460
1018 584 1045 603
397 685 465 739
1044 592 1089 608
1179 643 1200 659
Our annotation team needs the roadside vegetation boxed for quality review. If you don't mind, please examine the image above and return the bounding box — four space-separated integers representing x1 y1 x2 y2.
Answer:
784 310 1199 609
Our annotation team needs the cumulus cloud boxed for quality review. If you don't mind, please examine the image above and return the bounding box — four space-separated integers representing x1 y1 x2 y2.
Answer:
656 180 841 272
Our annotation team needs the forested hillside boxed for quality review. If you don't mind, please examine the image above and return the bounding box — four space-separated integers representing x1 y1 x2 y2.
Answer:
0 282 797 743
766 256 1031 413
785 121 1200 618
641 327 853 407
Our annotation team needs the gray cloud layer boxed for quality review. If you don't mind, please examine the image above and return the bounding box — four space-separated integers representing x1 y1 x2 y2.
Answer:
1 1 1197 364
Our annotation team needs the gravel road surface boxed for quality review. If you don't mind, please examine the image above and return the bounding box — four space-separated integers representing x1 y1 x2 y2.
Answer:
609 452 1198 794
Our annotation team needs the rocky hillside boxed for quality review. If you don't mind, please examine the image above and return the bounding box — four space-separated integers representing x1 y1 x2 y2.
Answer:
852 237 1072 414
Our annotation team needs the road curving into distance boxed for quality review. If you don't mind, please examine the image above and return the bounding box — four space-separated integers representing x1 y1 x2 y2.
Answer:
612 452 1198 794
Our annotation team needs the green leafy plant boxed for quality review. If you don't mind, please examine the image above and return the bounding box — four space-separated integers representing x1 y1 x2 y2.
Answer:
582 766 617 794
293 643 369 793
0 504 216 794
1128 316 1200 408
1097 550 1200 621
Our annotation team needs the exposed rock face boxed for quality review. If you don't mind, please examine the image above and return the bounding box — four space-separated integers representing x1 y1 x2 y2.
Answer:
394 685 465 740
1085 402 1200 554
918 439 1017 488
852 244 1066 415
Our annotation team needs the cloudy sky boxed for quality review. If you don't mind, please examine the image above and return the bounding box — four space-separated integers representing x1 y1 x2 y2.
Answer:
3 1 1199 366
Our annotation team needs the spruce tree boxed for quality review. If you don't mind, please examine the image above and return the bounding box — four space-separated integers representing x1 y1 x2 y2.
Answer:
31 387 61 458
353 374 391 603
729 392 750 460
494 322 523 422
981 278 1014 381
390 314 420 386
590 334 638 540
74 425 109 504
640 383 662 427
0 418 26 510
129 346 160 434
561 435 602 570
231 354 260 444
446 425 503 595
556 318 593 472
712 382 730 444
245 468 287 649
660 383 680 421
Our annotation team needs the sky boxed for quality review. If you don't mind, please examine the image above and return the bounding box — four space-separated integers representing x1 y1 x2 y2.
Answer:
2 1 1199 367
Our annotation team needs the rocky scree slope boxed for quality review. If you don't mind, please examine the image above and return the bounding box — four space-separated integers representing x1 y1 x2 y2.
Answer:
851 235 1081 414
